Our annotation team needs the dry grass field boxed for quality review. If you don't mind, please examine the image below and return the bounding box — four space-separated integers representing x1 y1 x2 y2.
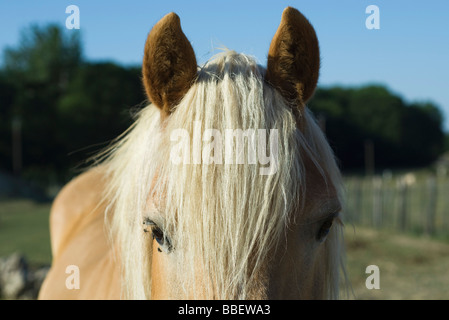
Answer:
343 226 449 299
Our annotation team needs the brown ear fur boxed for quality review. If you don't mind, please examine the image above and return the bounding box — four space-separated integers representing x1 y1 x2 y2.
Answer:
142 12 197 117
266 7 320 111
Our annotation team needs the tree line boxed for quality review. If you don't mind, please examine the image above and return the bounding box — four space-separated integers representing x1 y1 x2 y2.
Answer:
0 24 446 190
0 24 144 189
308 86 445 171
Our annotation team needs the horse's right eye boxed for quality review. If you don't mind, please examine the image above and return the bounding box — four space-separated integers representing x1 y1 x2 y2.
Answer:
143 218 173 253
153 227 173 253
152 226 165 246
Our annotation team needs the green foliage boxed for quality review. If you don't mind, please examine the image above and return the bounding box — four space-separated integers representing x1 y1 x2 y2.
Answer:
445 134 449 151
0 24 145 189
55 62 144 174
400 102 444 164
309 85 445 171
3 24 82 85
0 73 15 170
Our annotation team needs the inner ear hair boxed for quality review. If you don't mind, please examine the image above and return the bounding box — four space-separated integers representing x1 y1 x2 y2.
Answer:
142 12 197 118
265 7 320 114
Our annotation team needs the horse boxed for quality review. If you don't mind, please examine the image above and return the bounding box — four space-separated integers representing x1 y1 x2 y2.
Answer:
38 6 347 300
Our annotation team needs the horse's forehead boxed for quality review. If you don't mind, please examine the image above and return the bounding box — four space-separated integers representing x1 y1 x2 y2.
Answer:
300 151 341 219
146 136 340 217
307 163 337 196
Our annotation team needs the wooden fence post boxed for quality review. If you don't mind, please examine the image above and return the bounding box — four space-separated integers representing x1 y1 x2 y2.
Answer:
443 176 449 233
425 175 437 235
372 176 382 228
348 178 363 225
398 178 408 232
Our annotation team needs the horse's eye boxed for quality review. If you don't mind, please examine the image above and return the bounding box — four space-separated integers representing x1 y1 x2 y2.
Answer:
316 216 335 242
143 218 173 253
152 227 166 246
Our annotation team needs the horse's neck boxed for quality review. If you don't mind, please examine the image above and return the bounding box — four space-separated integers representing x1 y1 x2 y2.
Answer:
38 167 121 299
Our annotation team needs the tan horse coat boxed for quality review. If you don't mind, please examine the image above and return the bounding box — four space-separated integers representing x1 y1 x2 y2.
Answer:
38 167 121 299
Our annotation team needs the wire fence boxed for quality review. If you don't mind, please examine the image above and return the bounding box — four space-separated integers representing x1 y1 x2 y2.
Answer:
343 171 449 237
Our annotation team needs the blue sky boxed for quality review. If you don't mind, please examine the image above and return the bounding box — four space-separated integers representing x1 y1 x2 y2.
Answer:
1 0 449 130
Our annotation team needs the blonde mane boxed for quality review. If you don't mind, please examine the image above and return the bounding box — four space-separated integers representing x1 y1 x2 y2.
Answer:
100 51 346 299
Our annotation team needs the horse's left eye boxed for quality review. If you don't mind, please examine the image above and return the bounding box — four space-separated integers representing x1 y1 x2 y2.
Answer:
316 216 334 242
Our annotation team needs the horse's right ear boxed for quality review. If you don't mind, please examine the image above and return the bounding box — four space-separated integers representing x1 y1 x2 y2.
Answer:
142 12 197 118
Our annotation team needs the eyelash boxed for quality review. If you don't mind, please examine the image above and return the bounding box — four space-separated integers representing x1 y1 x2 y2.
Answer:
143 218 173 253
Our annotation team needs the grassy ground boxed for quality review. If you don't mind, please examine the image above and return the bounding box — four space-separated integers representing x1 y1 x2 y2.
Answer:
0 199 52 266
343 226 449 299
0 199 448 299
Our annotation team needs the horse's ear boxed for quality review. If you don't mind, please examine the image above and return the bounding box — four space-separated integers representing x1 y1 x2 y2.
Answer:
142 12 197 117
266 7 320 112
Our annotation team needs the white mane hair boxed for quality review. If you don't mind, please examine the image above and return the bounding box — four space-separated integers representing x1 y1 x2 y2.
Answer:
100 50 346 299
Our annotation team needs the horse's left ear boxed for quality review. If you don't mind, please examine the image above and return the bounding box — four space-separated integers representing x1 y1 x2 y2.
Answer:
142 12 197 118
266 7 320 112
